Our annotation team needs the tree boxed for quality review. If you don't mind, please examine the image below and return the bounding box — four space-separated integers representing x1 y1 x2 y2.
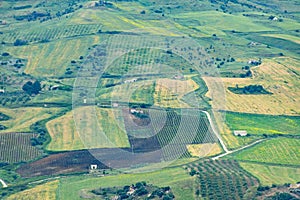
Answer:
22 81 42 95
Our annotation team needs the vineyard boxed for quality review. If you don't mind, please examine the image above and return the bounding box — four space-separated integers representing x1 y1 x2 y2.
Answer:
185 160 259 200
0 24 102 44
231 138 300 165
0 132 42 163
124 109 217 157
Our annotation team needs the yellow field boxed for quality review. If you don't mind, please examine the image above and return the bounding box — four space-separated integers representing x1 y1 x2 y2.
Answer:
46 106 129 151
0 107 61 133
154 78 199 108
240 162 300 186
223 57 300 115
187 143 222 157
7 180 58 200
203 57 300 149
4 36 102 77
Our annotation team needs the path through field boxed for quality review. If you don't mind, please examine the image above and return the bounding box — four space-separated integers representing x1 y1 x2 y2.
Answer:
0 178 8 188
212 139 266 160
201 111 229 153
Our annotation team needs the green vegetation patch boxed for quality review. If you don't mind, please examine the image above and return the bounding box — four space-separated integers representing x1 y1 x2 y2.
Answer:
228 84 272 95
231 138 300 165
240 162 300 186
58 167 194 200
226 112 300 135
91 182 175 199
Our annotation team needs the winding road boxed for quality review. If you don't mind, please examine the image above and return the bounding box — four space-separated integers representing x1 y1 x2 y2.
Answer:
0 178 8 188
201 111 229 153
201 110 265 160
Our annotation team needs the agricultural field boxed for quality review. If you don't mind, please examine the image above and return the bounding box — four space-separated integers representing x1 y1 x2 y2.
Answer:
187 143 222 157
0 107 62 133
6 180 58 200
230 138 300 165
225 112 300 135
185 160 259 200
221 58 300 116
240 162 300 186
3 35 102 77
57 167 195 200
46 106 130 151
0 0 299 199
0 132 42 163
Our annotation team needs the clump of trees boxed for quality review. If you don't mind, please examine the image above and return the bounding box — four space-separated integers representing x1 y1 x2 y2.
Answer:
228 84 272 95
91 182 174 199
22 81 41 96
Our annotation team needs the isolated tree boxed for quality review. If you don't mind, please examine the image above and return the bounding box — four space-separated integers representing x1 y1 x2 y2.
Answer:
22 80 41 95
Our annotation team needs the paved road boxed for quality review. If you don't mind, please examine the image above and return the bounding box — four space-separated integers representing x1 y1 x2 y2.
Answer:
0 178 8 188
201 111 229 153
212 139 265 160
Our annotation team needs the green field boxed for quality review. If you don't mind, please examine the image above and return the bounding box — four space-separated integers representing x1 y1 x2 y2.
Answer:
4 35 102 77
240 162 300 186
58 167 195 200
0 0 300 199
230 138 300 165
226 112 300 135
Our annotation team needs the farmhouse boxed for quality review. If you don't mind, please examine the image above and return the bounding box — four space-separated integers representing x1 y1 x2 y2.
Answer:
124 78 138 84
130 108 143 114
90 164 98 170
234 130 248 136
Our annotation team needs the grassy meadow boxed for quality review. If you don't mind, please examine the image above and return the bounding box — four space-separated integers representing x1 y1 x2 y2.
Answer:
240 162 300 186
230 138 300 165
226 112 300 135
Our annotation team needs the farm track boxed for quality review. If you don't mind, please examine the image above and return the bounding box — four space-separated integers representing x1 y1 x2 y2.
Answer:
201 111 229 152
0 178 8 188
212 139 266 160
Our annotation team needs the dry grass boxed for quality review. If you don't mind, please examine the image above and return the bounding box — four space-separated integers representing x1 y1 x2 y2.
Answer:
204 58 300 115
187 143 222 157
154 78 199 108
46 106 129 151
7 180 59 200
222 58 300 115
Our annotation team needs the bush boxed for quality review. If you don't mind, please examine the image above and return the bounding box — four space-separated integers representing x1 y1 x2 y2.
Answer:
14 39 28 46
2 52 9 56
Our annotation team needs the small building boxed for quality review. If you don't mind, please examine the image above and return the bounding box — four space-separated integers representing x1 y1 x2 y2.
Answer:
124 78 137 84
112 103 119 107
234 130 248 137
90 164 98 170
83 98 87 104
0 89 4 93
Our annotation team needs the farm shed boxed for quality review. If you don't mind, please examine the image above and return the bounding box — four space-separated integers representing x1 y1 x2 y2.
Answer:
234 130 248 136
